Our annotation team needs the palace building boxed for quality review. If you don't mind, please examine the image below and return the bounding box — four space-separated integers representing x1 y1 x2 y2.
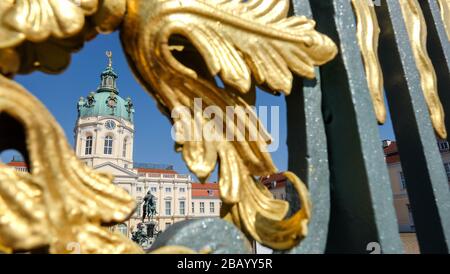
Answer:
6 52 221 238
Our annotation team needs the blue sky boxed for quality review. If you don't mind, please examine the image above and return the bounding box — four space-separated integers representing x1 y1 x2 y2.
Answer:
0 32 395 181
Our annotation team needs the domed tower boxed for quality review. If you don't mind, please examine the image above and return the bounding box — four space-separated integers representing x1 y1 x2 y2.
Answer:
74 51 135 169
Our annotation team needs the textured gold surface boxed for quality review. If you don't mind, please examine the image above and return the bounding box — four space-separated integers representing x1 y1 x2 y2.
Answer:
0 75 142 254
120 0 331 250
351 0 386 124
399 0 447 139
438 0 450 40
0 0 338 253
0 0 125 75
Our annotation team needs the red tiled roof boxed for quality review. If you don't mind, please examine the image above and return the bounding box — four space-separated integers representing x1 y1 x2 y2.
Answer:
384 142 398 156
260 173 287 189
383 141 400 164
7 161 27 167
386 154 401 164
192 182 220 198
136 168 178 174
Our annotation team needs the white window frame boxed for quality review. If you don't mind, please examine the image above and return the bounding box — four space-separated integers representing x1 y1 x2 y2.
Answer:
165 201 171 215
85 136 93 155
209 202 214 213
104 136 113 155
180 201 185 215
122 138 127 157
200 202 205 214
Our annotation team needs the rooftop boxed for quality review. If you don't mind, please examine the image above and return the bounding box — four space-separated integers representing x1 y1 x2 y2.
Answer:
77 51 134 123
191 182 220 198
134 163 174 170
260 173 287 189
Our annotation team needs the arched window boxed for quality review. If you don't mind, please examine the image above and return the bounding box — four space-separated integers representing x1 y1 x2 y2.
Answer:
104 136 113 155
122 138 127 157
85 136 93 155
117 223 127 236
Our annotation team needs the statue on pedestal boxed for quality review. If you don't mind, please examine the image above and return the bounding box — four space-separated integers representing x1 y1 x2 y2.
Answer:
131 190 159 249
142 190 157 222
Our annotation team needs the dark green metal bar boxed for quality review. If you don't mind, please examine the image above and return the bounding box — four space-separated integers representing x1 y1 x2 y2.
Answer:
419 0 450 138
283 0 331 254
376 0 450 253
308 0 403 254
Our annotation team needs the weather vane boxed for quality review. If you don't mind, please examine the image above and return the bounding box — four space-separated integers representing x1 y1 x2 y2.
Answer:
106 50 113 67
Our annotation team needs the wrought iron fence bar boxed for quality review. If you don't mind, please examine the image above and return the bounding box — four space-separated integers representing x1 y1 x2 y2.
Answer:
283 0 331 254
308 0 403 254
376 0 450 253
426 0 450 69
419 0 450 136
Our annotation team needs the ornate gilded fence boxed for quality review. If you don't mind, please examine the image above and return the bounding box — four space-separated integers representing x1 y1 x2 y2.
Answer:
0 0 449 254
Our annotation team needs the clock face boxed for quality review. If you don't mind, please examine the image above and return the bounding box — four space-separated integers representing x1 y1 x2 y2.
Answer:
105 120 116 130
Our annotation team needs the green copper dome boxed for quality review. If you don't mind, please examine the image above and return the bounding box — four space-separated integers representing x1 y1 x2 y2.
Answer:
77 52 134 122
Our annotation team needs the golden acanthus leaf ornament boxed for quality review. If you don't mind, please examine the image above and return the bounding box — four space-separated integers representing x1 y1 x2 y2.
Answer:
351 0 386 124
0 0 126 76
0 75 143 254
437 0 450 41
121 0 337 250
399 0 447 139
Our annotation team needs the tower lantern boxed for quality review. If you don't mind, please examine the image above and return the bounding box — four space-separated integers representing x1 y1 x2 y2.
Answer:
74 51 135 168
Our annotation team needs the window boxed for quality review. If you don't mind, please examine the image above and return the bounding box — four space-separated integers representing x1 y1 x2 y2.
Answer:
438 140 450 151
407 204 415 229
445 163 450 181
104 136 113 155
136 186 142 192
399 171 406 190
151 187 157 192
200 202 205 213
179 187 185 193
117 224 127 236
85 136 93 155
180 201 185 215
165 187 172 193
209 202 214 213
122 138 127 157
136 201 142 217
165 201 171 215
207 189 214 196
192 202 195 213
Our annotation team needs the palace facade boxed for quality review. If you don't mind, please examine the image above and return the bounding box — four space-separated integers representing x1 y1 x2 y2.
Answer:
6 54 221 239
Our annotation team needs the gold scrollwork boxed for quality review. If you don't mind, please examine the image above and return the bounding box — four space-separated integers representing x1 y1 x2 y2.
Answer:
351 0 386 124
0 0 338 253
120 0 336 250
0 0 126 76
399 0 447 139
437 0 450 41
